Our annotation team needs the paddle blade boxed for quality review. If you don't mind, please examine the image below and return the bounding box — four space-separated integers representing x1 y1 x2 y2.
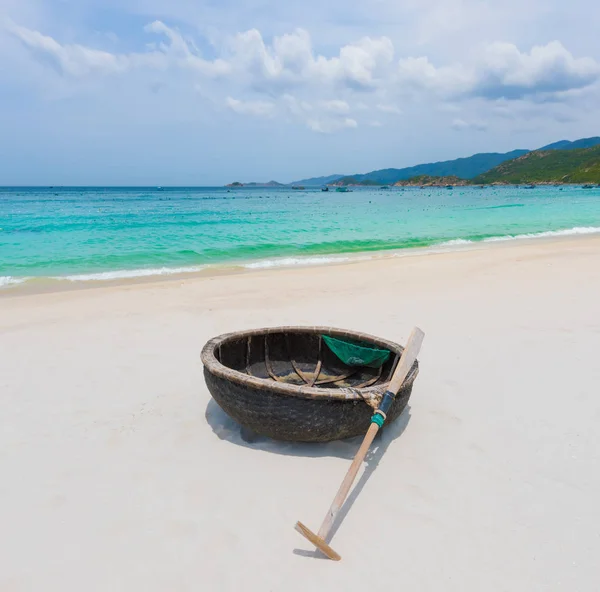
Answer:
294 521 341 561
388 327 425 394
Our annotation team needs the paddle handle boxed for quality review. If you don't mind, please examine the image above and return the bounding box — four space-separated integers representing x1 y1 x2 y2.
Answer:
316 327 424 540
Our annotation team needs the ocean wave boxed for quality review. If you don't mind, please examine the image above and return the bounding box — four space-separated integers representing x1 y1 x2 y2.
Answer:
483 226 600 242
467 203 526 211
436 239 474 246
54 265 208 282
435 226 600 247
243 255 352 269
4 226 599 285
0 276 27 288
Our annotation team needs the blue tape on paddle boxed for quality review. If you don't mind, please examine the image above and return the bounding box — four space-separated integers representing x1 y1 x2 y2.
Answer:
378 391 395 415
371 413 385 428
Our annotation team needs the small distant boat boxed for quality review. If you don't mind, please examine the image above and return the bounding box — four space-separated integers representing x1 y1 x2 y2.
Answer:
321 186 329 192
582 184 595 189
380 185 390 190
292 186 305 190
157 186 164 190
336 186 350 192
445 185 453 190
523 184 536 189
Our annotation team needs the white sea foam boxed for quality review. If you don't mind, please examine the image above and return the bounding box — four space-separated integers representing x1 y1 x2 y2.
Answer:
8 226 600 286
55 266 208 282
243 255 352 269
435 226 600 248
0 276 27 288
437 239 474 246
483 226 600 242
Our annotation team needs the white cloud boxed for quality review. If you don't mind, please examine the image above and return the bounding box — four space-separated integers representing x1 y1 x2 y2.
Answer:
437 103 462 113
489 97 585 124
307 117 357 133
144 21 230 76
6 19 229 78
9 18 599 102
397 56 474 95
377 103 401 114
6 20 136 76
5 17 600 138
225 96 275 116
322 99 350 113
473 41 600 99
282 94 313 116
332 36 394 88
451 118 488 131
229 28 394 91
282 95 357 132
451 118 467 129
395 41 600 101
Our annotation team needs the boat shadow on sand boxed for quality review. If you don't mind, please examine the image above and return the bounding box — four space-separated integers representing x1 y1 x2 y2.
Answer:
205 398 411 559
205 398 411 460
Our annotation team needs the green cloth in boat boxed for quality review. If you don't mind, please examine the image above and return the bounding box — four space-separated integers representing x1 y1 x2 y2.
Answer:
322 335 391 368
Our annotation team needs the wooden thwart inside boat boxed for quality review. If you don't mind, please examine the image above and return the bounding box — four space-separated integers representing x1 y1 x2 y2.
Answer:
294 326 425 561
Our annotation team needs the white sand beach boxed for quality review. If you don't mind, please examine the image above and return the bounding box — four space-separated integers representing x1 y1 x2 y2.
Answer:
1 236 599 591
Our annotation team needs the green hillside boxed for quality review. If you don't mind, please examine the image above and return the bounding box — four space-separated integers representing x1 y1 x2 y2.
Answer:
335 150 528 185
474 145 600 184
332 137 600 186
234 136 600 187
395 175 469 186
288 174 345 186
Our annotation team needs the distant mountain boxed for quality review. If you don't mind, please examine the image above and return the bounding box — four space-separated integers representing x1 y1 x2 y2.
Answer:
245 180 285 187
225 180 284 187
333 150 528 185
539 137 600 151
229 136 600 189
394 175 470 187
474 145 600 184
288 174 345 186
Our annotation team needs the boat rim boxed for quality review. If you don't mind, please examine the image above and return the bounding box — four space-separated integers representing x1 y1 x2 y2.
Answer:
201 325 418 401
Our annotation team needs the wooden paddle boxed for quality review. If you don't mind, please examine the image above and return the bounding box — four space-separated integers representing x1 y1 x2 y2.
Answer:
294 326 425 561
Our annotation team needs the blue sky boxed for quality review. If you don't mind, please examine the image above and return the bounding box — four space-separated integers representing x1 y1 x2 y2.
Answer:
1 0 600 185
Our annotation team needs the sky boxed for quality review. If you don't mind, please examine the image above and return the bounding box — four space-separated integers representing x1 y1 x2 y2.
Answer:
1 0 600 185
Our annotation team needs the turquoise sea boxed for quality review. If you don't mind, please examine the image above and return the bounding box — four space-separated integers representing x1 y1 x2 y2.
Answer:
2 185 600 288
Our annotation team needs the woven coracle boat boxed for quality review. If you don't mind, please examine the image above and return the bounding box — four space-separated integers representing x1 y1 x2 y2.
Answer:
201 326 419 442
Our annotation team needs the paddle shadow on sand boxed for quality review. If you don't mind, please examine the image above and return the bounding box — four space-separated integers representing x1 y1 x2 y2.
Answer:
206 398 411 558
205 397 411 461
290 410 411 559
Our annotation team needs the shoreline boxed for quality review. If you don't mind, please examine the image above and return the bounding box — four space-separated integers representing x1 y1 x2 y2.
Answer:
4 186 600 297
3 231 600 298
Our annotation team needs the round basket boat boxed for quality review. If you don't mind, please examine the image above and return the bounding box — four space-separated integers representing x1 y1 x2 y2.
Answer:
201 326 419 442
